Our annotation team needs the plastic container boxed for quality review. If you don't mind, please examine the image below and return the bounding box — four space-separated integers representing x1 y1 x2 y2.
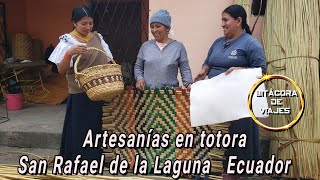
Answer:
4 93 24 110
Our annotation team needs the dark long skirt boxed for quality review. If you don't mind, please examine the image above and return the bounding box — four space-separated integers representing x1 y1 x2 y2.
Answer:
59 93 103 161
223 117 261 175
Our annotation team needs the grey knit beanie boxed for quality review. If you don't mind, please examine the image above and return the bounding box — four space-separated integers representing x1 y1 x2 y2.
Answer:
150 9 171 27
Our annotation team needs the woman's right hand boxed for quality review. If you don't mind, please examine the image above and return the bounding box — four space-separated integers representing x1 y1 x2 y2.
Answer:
194 66 210 82
136 80 146 91
67 45 88 55
194 72 206 82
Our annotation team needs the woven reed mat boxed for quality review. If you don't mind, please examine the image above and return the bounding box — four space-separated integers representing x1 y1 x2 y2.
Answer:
103 87 229 175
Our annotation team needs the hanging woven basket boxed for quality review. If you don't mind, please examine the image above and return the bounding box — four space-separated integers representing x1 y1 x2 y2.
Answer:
74 47 124 101
12 33 33 60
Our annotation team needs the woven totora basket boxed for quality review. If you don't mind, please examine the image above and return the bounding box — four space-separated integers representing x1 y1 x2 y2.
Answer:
74 47 124 101
12 33 33 60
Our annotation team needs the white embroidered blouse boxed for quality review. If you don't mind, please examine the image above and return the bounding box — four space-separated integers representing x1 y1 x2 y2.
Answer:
48 33 113 67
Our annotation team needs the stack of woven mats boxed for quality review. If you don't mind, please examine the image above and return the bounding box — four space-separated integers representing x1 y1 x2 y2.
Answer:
102 87 229 176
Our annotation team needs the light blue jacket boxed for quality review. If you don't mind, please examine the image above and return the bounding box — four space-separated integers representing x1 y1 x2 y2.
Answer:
134 39 193 88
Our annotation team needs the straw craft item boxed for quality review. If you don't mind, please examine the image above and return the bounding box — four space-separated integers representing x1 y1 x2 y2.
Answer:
102 87 229 177
0 165 155 180
234 0 251 22
74 47 124 101
12 33 33 60
263 0 320 179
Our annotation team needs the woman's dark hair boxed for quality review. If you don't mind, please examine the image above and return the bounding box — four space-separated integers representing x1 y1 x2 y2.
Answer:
223 4 252 35
71 5 92 23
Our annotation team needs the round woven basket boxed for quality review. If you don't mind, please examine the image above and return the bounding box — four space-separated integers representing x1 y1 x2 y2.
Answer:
74 47 124 101
12 33 32 60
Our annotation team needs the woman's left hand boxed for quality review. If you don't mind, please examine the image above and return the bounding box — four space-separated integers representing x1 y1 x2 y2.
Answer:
187 83 192 90
225 67 245 75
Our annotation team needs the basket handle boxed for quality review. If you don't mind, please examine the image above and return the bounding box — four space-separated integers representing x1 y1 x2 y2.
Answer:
74 47 117 76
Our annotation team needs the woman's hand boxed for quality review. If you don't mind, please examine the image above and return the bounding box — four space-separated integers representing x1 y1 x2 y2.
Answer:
187 83 192 90
194 66 210 82
225 67 245 75
67 45 88 55
194 72 206 82
57 45 88 74
136 80 146 91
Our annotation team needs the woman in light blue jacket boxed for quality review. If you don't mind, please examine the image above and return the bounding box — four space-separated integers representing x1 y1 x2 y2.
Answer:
134 9 193 90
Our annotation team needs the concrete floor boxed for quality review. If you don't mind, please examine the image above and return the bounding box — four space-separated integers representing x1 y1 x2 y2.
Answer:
0 103 65 150
0 103 65 133
0 103 65 178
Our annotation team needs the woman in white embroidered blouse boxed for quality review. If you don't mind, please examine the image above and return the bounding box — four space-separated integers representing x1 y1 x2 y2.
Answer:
48 5 112 161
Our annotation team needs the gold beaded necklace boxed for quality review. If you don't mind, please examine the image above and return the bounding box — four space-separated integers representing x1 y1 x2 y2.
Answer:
70 30 92 43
